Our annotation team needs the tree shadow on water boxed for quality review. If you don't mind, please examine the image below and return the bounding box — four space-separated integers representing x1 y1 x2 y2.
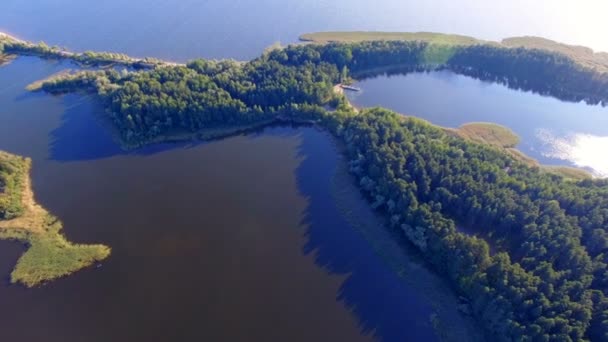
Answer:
48 94 206 162
293 127 439 342
48 95 308 162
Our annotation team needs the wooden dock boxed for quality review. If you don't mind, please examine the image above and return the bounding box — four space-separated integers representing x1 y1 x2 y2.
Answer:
340 84 361 92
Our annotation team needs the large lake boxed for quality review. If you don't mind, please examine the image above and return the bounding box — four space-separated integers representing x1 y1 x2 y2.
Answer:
1 1 607 341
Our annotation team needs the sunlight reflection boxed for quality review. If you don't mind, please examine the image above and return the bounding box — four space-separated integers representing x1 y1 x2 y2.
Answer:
537 128 608 178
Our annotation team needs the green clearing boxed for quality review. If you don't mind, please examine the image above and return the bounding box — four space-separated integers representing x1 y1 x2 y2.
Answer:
300 31 608 73
452 122 520 148
299 31 486 46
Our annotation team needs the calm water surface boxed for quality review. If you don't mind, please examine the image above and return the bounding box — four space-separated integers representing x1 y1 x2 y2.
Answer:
0 57 474 341
348 71 608 177
1 0 607 61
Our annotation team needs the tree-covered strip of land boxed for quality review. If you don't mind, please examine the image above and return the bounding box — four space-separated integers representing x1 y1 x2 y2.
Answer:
0 32 177 69
24 35 608 340
301 31 608 74
0 151 110 287
33 40 608 147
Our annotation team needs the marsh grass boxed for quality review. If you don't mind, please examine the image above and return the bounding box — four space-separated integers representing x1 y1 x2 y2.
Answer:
300 32 486 46
0 151 110 287
301 32 608 73
445 123 592 180
452 122 520 148
9 216 110 287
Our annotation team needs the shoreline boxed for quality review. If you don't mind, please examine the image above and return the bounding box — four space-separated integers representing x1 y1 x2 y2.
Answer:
328 135 486 341
0 31 184 69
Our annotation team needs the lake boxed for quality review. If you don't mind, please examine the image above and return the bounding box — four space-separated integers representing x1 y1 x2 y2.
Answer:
1 0 607 61
1 1 606 341
347 71 608 177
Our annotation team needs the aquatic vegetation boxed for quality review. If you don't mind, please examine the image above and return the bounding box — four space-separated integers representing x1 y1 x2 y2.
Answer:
0 152 110 287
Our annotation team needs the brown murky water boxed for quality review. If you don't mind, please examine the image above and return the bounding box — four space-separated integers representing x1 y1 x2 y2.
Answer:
0 57 373 342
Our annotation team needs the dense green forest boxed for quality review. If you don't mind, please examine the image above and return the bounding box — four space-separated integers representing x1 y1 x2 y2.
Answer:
0 152 26 220
29 39 608 340
334 108 608 341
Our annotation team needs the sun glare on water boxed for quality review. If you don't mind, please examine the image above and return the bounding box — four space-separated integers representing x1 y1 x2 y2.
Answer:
537 129 608 178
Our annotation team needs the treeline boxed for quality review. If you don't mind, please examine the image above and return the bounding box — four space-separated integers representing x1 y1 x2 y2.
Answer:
0 38 163 69
273 41 608 105
41 56 340 145
0 152 27 220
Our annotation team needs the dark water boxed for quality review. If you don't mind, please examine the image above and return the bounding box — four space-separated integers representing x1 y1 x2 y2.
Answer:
348 71 608 177
0 57 469 341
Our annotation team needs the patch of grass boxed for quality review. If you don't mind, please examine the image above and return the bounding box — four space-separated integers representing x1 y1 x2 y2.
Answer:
447 123 592 180
542 165 593 181
300 31 608 73
300 32 486 46
504 148 539 167
0 150 111 287
502 36 608 73
10 215 110 287
453 122 520 148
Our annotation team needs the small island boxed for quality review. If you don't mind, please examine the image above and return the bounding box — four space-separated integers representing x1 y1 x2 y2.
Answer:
0 151 110 287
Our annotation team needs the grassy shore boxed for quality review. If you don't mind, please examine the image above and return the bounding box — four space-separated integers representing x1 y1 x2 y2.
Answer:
443 122 591 180
502 36 608 73
336 94 592 182
450 122 520 148
0 151 110 287
300 31 608 73
300 31 487 46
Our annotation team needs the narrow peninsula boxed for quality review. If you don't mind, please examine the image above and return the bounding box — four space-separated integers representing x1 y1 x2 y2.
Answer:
0 151 110 287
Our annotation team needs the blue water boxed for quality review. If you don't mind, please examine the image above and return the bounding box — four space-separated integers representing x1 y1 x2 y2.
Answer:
2 0 607 61
0 56 465 341
293 127 438 341
348 71 608 177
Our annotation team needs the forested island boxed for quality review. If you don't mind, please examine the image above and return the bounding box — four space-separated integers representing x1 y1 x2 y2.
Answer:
0 151 110 287
3 31 608 340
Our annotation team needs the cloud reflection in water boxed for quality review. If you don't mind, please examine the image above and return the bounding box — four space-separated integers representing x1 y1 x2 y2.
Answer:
537 128 608 178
